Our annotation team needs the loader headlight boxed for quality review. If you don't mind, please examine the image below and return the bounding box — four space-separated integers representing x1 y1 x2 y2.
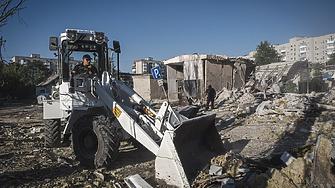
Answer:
52 91 60 99
66 30 77 41
94 32 104 43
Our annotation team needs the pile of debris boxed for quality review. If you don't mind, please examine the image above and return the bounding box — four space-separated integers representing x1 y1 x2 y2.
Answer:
191 135 335 188
1 88 334 187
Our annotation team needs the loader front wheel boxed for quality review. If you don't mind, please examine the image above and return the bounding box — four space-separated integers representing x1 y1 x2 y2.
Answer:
72 114 120 168
44 119 61 148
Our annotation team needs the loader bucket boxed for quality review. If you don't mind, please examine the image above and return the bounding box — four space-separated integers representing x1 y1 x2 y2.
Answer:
155 113 225 187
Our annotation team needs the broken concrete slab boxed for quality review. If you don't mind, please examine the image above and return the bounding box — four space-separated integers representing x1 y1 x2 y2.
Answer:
311 136 335 187
221 178 235 188
248 156 312 188
281 157 312 187
256 101 277 116
124 174 153 188
209 164 223 176
280 151 296 166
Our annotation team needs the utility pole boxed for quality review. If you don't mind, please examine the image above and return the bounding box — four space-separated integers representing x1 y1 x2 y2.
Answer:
307 62 310 94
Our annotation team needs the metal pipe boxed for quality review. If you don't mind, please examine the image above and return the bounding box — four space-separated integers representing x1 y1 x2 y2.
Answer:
117 53 120 80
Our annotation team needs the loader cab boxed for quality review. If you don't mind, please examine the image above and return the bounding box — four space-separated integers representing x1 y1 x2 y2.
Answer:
50 29 111 83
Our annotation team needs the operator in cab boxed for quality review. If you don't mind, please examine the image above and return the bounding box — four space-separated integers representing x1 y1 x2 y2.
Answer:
71 54 97 77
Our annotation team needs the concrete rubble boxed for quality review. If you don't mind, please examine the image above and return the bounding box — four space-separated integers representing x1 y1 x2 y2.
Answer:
184 84 335 187
1 85 335 187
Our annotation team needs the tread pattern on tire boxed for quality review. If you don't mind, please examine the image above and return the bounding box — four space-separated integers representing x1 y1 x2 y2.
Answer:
72 114 120 168
44 119 61 148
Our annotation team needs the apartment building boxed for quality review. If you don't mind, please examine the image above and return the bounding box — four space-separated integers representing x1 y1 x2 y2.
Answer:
12 54 81 74
273 33 335 63
238 51 256 61
132 57 166 75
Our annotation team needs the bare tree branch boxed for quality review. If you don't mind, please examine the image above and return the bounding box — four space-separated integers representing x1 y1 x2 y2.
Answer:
0 0 26 28
0 0 26 62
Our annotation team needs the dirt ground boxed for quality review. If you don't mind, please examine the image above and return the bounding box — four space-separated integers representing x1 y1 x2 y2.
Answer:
0 93 334 187
0 104 160 187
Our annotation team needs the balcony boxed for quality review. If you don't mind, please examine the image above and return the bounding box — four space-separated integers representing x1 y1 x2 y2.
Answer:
281 49 286 53
327 39 335 44
300 49 307 53
327 49 334 55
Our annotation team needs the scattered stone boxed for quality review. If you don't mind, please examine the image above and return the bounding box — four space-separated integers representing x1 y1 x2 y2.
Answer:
256 101 277 116
124 174 153 188
93 171 104 181
221 178 234 188
280 151 296 166
209 164 223 176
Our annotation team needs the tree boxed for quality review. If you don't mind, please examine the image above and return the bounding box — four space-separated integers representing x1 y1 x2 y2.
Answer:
326 53 335 65
0 0 26 28
253 40 282 66
0 0 26 62
19 60 51 86
0 61 25 99
0 60 51 100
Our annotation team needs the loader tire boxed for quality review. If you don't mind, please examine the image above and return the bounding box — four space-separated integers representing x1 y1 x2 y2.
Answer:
44 119 61 148
72 114 120 168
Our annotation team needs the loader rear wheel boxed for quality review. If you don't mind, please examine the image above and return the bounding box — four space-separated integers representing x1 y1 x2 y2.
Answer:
44 119 61 148
72 114 120 168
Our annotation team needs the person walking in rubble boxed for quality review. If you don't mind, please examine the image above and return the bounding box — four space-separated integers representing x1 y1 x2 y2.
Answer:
204 85 216 110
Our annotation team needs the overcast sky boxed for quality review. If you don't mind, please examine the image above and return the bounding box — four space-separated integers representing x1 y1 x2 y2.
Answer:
2 0 335 72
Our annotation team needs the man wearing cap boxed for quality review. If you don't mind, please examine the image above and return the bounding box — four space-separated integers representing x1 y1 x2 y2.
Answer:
71 54 97 76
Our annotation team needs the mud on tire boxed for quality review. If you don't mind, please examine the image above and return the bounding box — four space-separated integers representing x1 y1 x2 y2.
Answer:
72 114 120 168
44 119 61 148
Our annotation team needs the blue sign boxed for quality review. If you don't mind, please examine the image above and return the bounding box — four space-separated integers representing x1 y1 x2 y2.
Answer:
151 66 163 80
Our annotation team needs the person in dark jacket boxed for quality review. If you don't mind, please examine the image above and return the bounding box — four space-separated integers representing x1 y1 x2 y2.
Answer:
71 54 97 77
204 85 216 110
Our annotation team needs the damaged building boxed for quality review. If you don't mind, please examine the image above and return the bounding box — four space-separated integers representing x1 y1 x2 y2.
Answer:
163 54 255 101
255 61 329 94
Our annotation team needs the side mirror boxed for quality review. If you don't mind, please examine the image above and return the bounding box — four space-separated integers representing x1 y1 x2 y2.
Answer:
49 37 58 51
113 40 121 53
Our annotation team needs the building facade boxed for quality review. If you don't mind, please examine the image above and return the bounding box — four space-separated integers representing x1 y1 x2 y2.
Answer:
132 57 166 75
237 51 256 61
164 54 255 101
12 54 81 74
132 74 166 101
273 33 335 63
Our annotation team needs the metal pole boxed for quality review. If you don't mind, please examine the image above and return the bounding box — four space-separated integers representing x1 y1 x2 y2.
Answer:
307 62 310 94
161 85 169 104
117 52 120 80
